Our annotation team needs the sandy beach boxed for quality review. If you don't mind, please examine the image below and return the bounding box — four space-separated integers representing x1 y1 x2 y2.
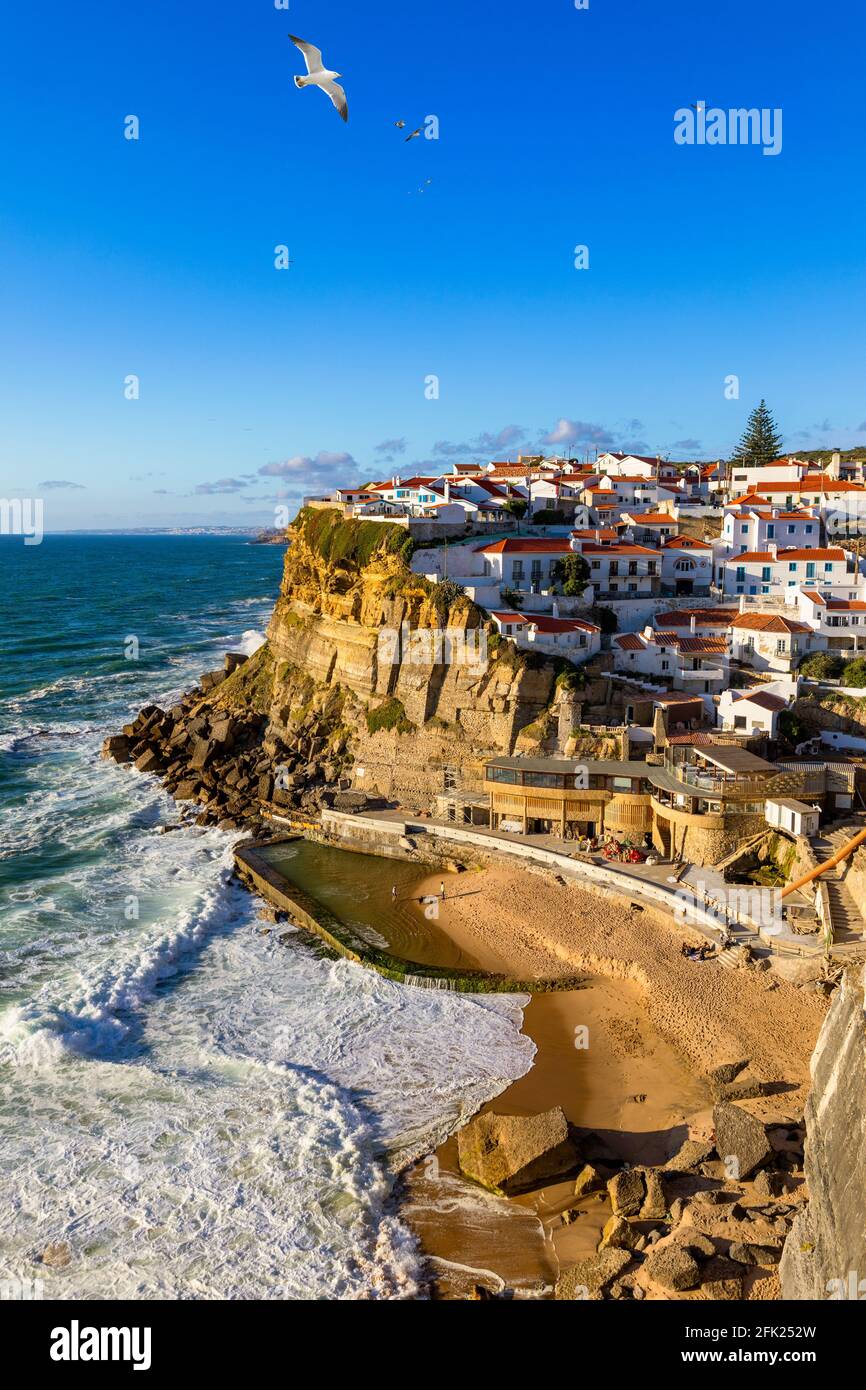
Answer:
400 856 828 1299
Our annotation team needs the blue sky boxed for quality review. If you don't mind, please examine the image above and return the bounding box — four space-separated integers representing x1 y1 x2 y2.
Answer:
1 0 864 528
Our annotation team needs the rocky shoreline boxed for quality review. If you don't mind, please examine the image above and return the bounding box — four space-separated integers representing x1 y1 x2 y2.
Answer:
102 650 375 834
449 1078 807 1301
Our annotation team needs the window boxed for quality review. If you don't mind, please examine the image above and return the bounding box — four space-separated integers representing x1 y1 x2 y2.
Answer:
611 777 633 791
806 563 816 579
736 566 745 582
767 524 775 539
825 562 833 571
761 567 771 581
787 525 795 534
788 562 797 572
524 771 562 788
512 561 524 580
806 525 813 534
734 716 747 730
488 766 520 784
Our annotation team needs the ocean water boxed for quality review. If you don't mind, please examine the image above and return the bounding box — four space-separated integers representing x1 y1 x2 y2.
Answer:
0 536 534 1299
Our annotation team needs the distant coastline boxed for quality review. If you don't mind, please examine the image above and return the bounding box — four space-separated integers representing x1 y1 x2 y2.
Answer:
29 527 289 540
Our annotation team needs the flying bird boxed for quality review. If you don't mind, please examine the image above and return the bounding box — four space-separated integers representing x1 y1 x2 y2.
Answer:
288 34 348 122
394 120 406 129
405 127 422 142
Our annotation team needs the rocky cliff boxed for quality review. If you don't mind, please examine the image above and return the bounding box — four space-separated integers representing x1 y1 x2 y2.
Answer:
780 965 866 1300
104 510 574 819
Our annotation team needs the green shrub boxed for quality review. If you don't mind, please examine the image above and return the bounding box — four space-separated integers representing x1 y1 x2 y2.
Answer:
798 651 844 679
531 508 568 526
778 708 808 744
586 605 618 635
842 657 866 688
552 553 591 597
293 507 414 569
429 578 466 620
365 698 415 735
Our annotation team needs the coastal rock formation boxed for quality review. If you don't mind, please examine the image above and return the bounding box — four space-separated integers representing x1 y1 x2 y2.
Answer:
456 1107 579 1196
107 510 575 826
555 1249 632 1300
780 966 866 1300
712 1102 773 1180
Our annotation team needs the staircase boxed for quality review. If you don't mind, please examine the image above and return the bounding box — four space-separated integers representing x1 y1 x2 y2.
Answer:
808 827 866 943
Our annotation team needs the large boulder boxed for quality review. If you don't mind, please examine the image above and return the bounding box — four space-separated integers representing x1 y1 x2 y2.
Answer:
709 1059 750 1086
134 749 163 774
607 1168 645 1216
713 1102 773 1180
640 1169 669 1220
555 1248 632 1300
729 1241 781 1267
599 1215 640 1251
190 737 217 772
457 1107 579 1196
102 735 131 763
574 1163 606 1198
662 1137 716 1171
644 1244 701 1292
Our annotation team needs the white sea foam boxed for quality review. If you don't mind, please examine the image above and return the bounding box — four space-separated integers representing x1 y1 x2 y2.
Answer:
0 593 535 1299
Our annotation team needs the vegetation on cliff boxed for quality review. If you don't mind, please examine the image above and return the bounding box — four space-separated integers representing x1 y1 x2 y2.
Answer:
293 506 414 567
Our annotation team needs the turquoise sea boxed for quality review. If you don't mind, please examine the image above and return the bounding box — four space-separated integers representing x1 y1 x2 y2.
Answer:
0 535 532 1299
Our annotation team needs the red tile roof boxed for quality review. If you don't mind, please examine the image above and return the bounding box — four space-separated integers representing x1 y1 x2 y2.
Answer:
474 538 572 554
733 690 788 712
731 613 812 633
580 543 660 556
653 608 737 628
529 615 600 634
800 593 866 612
726 548 846 564
614 633 646 650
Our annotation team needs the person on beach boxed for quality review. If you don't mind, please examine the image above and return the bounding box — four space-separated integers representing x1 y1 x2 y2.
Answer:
440 880 445 900
391 885 397 900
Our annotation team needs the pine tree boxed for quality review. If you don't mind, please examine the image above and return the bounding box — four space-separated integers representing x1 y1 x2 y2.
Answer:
732 400 785 465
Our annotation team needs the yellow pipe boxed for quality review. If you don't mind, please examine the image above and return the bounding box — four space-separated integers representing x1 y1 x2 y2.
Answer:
780 826 866 899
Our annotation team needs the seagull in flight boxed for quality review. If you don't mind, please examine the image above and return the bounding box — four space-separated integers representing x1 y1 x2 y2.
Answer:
394 120 406 129
288 34 348 122
405 127 422 142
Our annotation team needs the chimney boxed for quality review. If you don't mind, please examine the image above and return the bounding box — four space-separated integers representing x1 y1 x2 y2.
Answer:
690 614 697 634
443 478 450 503
739 594 747 613
768 543 778 559
552 598 560 618
393 474 401 488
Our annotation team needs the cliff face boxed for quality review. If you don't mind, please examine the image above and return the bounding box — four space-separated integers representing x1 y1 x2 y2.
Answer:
780 966 866 1300
260 517 564 801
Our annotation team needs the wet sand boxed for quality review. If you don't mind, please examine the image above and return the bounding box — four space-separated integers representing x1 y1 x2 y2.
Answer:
399 858 827 1299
